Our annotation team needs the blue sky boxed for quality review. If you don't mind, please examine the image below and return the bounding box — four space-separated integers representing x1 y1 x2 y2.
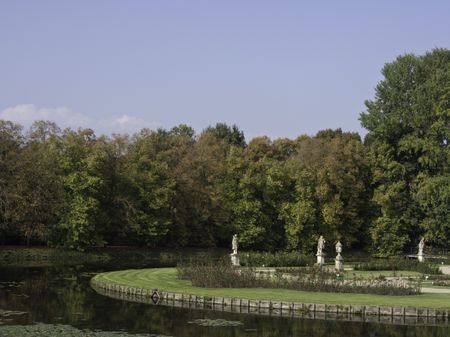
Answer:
1 1 449 139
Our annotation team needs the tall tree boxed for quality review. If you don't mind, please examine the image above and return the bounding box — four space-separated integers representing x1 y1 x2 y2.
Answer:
230 137 290 250
0 120 23 244
282 130 372 252
360 48 450 255
204 123 246 147
123 129 176 246
92 134 130 244
280 169 317 252
12 121 63 245
53 129 106 250
174 132 230 246
414 175 450 249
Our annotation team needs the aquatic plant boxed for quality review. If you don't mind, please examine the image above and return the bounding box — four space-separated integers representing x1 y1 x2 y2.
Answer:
0 323 173 337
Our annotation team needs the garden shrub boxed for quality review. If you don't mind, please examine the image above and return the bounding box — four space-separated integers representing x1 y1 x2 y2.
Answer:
177 257 421 295
239 251 314 267
177 257 261 288
353 259 441 274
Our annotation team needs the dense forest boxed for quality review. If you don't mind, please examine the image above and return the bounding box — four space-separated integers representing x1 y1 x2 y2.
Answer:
1 49 449 256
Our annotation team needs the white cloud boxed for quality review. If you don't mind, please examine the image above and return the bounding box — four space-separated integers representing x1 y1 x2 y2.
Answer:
101 114 159 134
0 104 92 128
0 104 159 135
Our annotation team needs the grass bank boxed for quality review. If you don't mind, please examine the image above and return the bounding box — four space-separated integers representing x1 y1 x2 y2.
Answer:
93 268 450 309
0 247 110 267
0 246 186 267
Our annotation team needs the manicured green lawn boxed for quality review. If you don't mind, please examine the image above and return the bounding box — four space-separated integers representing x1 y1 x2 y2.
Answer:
93 268 450 309
343 270 422 279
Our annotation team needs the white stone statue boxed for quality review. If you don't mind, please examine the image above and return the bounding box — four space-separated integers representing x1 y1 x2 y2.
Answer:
335 240 344 273
335 241 342 254
418 237 425 262
230 234 240 266
316 235 326 265
317 236 325 256
418 237 425 254
232 234 238 255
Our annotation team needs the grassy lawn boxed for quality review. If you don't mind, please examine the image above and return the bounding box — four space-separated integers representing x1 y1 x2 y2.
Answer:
93 268 450 309
343 270 422 279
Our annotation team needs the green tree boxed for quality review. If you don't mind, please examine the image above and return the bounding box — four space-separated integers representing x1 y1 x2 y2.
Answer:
53 129 106 250
361 48 450 255
173 132 230 246
204 123 246 147
0 120 23 244
123 129 176 246
280 170 317 252
414 174 450 248
230 137 290 250
12 121 64 245
283 131 372 252
163 125 197 246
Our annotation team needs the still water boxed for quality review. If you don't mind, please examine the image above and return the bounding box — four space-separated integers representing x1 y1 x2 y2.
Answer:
1 263 449 337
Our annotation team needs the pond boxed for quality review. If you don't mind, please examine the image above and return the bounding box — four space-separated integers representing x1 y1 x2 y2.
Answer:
1 262 449 337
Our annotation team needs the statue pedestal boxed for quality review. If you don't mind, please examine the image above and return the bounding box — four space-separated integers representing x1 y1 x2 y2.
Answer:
316 253 325 265
417 253 425 263
335 254 344 273
230 253 240 267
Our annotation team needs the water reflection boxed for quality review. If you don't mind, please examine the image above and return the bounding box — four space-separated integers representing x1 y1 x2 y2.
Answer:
1 264 450 337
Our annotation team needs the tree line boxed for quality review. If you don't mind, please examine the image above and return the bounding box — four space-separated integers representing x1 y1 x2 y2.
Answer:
1 48 449 256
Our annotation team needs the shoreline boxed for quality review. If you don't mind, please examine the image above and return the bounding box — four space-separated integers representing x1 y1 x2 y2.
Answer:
91 268 450 320
91 282 450 327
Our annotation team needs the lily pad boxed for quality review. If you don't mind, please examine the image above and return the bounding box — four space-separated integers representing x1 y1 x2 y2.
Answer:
0 323 173 337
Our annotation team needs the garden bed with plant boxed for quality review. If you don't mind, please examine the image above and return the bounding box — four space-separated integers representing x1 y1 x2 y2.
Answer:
353 259 443 275
178 258 421 295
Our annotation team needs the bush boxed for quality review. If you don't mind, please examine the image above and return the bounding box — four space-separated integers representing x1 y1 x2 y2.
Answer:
424 274 450 287
353 259 441 275
177 257 421 295
432 280 450 287
426 274 450 281
281 267 420 295
177 257 262 288
239 251 314 267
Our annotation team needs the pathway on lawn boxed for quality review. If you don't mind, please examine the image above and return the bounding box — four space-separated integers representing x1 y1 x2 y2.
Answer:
421 287 450 294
